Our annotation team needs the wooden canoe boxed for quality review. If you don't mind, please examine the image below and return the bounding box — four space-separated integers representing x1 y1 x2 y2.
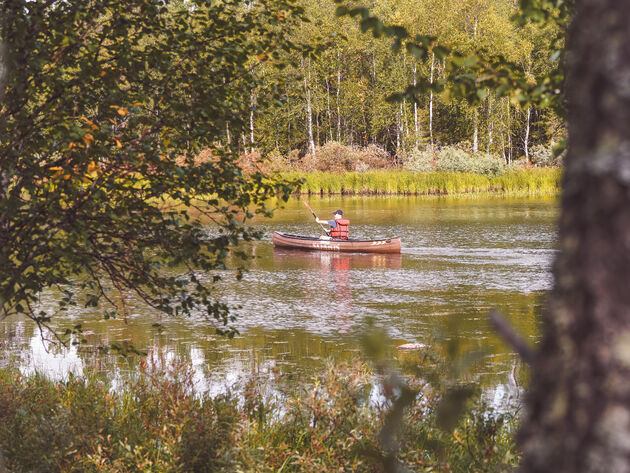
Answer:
272 232 401 254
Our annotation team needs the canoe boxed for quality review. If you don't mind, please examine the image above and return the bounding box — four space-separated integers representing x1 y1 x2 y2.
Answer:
272 231 401 254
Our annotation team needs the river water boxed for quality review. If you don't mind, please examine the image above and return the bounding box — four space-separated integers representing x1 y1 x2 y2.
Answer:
1 196 557 400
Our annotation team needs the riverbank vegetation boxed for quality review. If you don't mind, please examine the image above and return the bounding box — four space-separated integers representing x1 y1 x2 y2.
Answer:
0 355 519 473
286 168 561 196
238 141 562 196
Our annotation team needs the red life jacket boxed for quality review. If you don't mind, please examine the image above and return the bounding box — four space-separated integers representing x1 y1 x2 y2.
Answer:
330 219 349 239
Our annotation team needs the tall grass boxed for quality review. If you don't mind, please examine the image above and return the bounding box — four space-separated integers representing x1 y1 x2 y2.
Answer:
0 354 520 473
282 168 562 196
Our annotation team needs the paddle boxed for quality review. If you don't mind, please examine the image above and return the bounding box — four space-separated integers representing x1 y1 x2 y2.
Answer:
302 198 329 235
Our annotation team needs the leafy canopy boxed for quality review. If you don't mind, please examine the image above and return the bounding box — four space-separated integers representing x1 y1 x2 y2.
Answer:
0 0 305 345
334 0 571 114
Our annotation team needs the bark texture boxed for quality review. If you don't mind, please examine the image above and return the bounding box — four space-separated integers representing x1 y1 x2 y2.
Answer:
520 1 630 472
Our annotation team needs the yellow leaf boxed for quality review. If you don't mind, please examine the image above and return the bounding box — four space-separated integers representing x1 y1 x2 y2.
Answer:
113 138 122 148
88 161 98 173
82 133 94 146
109 105 119 110
50 166 63 178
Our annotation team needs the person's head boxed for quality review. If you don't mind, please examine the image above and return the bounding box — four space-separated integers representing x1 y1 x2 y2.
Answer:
333 209 343 219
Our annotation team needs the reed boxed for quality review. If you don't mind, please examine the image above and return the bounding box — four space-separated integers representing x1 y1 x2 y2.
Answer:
283 168 562 196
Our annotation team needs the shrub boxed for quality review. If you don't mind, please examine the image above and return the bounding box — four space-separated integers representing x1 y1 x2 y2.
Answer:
530 143 565 167
0 355 522 473
436 146 506 176
403 146 437 172
299 142 391 173
264 150 293 172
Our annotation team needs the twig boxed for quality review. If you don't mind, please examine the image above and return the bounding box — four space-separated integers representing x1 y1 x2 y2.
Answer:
488 309 535 365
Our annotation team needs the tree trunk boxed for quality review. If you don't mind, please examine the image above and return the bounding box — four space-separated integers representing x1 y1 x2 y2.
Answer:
402 100 408 149
413 63 419 148
326 77 333 141
520 2 630 472
429 53 435 146
396 107 401 152
400 102 405 151
486 90 493 153
304 59 315 155
249 91 255 154
316 109 320 146
473 108 479 153
337 53 342 142
524 106 531 162
507 99 512 163
286 85 291 151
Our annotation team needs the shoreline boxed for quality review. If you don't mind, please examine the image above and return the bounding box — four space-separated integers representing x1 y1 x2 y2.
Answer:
280 168 562 197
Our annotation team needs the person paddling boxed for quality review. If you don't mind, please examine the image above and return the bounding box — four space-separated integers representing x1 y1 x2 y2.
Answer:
316 209 350 240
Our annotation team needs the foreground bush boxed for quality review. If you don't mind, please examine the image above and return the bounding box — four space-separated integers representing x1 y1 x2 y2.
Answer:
0 355 520 473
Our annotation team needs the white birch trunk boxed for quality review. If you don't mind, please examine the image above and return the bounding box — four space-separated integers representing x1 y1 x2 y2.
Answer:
473 108 479 153
249 92 255 154
429 53 435 146
337 53 342 142
507 99 512 163
396 108 401 152
400 102 405 150
486 90 493 153
413 63 419 148
524 106 531 162
304 59 316 155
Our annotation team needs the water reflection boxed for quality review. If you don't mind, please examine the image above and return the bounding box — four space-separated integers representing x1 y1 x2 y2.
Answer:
272 249 403 270
272 250 403 334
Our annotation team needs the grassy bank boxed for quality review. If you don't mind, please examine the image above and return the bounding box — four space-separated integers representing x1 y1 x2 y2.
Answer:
0 355 519 472
281 168 562 196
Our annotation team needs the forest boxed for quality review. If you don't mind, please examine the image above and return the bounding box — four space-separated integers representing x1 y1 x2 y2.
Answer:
236 0 565 170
